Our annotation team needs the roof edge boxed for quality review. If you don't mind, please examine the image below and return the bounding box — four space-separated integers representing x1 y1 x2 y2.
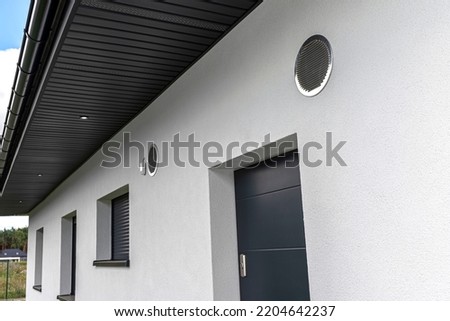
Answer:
0 0 74 195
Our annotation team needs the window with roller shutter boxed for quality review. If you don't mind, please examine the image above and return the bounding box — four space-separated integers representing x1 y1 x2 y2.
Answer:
111 193 129 261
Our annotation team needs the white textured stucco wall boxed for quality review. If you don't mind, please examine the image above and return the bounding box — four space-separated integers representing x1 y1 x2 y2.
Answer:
27 0 450 300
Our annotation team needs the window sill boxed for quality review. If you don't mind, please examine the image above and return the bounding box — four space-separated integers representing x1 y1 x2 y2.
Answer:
33 285 42 292
57 294 75 301
93 259 129 267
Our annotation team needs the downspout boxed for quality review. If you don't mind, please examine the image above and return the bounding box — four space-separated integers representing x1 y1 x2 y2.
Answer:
0 0 57 175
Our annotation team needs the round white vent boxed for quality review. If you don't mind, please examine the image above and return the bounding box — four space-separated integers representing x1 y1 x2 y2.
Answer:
148 143 158 176
295 35 333 97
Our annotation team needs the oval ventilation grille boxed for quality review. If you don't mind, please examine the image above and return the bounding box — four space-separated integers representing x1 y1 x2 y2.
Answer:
148 143 158 176
295 35 333 97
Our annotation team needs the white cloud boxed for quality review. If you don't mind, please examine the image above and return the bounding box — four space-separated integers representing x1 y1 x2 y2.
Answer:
0 215 28 230
0 50 28 230
0 48 20 134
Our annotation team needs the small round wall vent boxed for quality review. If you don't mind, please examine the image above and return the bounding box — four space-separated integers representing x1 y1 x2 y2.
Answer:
295 35 333 97
148 143 158 176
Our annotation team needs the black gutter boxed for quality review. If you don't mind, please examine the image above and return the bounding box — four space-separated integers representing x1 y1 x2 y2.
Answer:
0 0 69 190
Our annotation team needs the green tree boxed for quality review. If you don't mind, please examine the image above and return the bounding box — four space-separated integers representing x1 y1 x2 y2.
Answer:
0 227 28 252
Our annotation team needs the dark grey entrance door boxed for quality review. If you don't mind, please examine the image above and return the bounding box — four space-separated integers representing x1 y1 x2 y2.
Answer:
234 151 310 301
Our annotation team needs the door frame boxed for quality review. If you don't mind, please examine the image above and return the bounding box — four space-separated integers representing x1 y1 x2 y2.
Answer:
209 133 302 300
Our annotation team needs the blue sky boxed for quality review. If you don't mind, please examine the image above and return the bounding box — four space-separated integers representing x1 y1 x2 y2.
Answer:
0 0 30 229
0 0 30 50
0 0 30 127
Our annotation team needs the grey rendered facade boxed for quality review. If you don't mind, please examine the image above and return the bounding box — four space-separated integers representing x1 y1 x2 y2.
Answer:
1 0 449 300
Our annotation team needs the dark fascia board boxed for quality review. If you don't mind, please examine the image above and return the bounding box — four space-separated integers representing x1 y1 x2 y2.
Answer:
0 0 77 195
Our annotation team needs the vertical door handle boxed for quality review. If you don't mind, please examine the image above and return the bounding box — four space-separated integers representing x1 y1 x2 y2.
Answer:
239 254 247 278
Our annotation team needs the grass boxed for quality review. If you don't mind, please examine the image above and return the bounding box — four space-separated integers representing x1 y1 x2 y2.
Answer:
0 261 27 300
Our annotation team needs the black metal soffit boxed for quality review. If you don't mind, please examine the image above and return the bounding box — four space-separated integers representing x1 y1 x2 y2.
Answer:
0 0 262 215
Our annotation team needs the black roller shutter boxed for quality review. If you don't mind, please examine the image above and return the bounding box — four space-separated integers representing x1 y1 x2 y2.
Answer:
112 193 129 260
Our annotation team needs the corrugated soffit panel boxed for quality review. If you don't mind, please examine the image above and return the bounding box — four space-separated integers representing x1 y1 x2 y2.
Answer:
0 0 262 214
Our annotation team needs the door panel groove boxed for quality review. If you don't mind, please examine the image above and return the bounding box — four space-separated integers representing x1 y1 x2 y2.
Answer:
235 184 301 202
243 247 307 252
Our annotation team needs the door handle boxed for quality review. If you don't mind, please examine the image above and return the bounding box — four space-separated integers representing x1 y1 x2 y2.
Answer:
239 254 247 278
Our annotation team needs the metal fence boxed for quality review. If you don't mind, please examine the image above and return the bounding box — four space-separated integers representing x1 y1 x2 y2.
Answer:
0 261 27 300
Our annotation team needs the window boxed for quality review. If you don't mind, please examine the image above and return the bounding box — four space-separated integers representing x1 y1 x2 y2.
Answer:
33 228 44 292
111 193 129 261
94 185 130 267
58 212 77 301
